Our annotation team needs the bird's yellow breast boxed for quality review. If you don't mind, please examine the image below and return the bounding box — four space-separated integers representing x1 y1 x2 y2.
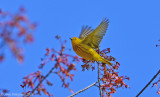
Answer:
72 43 94 60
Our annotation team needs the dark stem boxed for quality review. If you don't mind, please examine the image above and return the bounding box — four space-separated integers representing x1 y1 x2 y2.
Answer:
28 66 56 97
98 62 102 97
136 69 160 97
68 82 97 97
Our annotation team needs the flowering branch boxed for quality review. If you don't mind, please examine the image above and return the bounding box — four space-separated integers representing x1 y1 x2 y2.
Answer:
0 7 36 63
136 69 160 97
21 35 80 96
28 66 56 96
81 49 129 97
68 82 97 97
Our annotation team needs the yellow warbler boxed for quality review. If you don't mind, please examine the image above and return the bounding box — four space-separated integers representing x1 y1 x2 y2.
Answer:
70 18 112 65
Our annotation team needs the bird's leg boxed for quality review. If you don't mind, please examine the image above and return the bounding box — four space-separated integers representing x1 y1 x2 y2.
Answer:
86 60 90 64
86 61 91 68
87 61 91 65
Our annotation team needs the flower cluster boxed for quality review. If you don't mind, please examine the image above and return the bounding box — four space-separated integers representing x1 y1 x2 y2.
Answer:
81 48 129 97
21 35 80 96
0 7 36 63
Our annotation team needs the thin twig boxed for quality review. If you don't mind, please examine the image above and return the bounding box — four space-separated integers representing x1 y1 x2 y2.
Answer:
68 82 97 97
136 69 160 97
98 62 102 97
28 66 56 97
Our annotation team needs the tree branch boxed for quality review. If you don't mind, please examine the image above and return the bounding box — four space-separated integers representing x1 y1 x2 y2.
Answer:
68 82 97 97
28 65 56 97
136 69 160 97
98 62 102 97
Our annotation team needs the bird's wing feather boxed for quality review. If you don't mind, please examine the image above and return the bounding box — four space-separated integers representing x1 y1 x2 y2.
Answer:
79 25 94 40
82 18 109 49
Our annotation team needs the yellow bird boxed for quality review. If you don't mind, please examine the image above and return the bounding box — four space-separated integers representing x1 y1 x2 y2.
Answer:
70 18 112 65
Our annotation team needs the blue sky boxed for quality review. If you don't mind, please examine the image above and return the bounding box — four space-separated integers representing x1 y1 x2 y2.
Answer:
0 0 160 97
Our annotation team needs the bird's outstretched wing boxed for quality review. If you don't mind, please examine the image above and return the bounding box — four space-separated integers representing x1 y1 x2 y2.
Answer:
79 25 94 40
82 18 109 49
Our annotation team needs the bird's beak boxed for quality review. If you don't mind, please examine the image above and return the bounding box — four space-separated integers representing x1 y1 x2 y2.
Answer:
69 38 72 40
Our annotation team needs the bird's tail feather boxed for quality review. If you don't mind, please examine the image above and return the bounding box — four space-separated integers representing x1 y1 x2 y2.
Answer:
100 57 112 65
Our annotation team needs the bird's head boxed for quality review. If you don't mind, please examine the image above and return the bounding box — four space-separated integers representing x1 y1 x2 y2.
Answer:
70 37 81 44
